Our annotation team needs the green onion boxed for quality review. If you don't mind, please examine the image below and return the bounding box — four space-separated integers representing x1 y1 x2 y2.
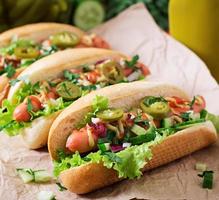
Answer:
98 143 110 152
129 132 156 145
198 171 214 189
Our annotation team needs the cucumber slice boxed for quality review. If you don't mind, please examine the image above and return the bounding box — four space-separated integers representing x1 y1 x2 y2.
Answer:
74 0 105 31
34 170 52 183
162 118 173 128
37 191 56 200
131 124 147 135
17 168 34 183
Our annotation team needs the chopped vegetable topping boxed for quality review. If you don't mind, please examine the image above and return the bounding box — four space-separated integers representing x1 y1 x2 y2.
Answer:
198 170 214 189
195 163 207 172
53 94 219 180
16 168 52 183
0 56 148 135
37 191 56 200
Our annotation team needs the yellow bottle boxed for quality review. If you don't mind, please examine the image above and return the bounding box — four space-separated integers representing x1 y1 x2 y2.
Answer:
169 0 219 82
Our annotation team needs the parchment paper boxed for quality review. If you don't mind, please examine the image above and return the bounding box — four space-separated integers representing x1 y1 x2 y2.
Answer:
0 3 218 200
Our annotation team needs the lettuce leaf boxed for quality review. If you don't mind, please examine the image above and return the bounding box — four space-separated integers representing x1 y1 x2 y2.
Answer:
206 112 219 132
53 133 165 179
0 97 71 136
76 95 109 129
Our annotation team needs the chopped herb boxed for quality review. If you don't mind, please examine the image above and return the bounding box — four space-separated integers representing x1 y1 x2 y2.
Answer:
190 96 196 109
48 81 57 87
63 70 79 82
56 182 67 191
134 115 150 126
5 64 16 78
125 55 139 68
81 85 97 91
198 170 214 189
27 98 33 112
181 112 190 120
200 109 208 119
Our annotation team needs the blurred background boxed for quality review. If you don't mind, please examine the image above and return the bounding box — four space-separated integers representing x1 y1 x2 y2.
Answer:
0 0 218 82
0 0 169 32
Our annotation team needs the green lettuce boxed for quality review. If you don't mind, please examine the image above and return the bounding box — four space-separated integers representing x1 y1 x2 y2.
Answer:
206 113 219 132
53 133 165 179
0 97 71 136
76 95 109 128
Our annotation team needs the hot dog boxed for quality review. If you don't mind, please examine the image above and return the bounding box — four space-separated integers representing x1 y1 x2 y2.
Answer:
0 48 150 149
0 23 110 106
48 81 218 194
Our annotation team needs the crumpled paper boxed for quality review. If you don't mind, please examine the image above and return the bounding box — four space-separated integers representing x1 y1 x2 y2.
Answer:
0 3 218 200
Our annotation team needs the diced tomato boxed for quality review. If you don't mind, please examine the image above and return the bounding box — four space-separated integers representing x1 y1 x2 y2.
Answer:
137 63 150 76
46 87 59 99
25 95 42 112
167 96 190 115
192 95 206 113
86 71 100 84
13 103 31 122
123 68 133 76
66 127 98 153
92 36 110 49
70 68 82 74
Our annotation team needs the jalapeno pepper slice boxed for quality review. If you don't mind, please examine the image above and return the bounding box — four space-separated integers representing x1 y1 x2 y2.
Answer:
50 32 80 48
101 61 124 84
14 47 39 59
140 97 170 119
96 108 124 121
56 81 81 100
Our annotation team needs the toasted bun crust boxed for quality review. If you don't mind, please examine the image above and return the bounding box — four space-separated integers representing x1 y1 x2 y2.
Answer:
0 23 85 47
59 121 217 194
47 82 217 194
48 81 190 160
7 49 127 149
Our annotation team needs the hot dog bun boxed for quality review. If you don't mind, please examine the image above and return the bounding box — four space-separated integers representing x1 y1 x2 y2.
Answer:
7 48 127 149
0 23 84 48
48 81 217 194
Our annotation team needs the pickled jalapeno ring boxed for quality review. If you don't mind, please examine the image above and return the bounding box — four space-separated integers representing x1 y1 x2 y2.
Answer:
56 81 81 100
140 98 170 119
96 108 124 121
50 32 80 48
101 61 124 84
14 47 40 59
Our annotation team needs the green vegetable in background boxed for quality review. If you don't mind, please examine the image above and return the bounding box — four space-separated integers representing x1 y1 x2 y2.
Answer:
0 0 169 32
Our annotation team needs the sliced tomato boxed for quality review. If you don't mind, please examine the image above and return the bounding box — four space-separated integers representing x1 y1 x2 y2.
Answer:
86 71 100 84
167 96 190 115
92 35 110 49
137 63 150 76
123 68 133 77
192 95 206 113
66 127 98 153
